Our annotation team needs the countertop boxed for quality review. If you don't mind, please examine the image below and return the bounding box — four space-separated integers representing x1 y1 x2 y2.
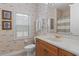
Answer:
34 33 79 56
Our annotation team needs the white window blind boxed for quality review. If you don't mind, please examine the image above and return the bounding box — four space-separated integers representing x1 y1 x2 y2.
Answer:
15 13 32 39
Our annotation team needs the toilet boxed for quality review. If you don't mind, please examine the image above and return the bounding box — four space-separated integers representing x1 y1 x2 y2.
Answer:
24 44 35 56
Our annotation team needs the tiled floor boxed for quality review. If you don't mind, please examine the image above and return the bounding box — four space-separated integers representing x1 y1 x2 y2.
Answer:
1 49 35 56
16 51 35 56
17 52 27 56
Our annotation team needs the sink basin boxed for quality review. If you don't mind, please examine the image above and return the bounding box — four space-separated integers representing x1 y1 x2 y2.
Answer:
47 37 64 41
38 33 64 41
54 34 64 40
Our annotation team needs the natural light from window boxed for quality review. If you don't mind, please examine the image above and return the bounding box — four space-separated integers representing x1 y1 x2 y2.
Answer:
15 13 32 39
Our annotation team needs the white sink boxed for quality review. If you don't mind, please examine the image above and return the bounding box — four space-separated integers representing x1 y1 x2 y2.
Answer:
40 35 64 41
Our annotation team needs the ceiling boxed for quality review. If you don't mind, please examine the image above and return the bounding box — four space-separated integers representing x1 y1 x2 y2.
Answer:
44 3 73 10
51 3 74 10
53 3 72 10
0 3 73 11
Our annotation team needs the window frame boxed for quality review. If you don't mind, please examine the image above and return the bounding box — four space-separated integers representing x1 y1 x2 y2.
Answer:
14 13 32 40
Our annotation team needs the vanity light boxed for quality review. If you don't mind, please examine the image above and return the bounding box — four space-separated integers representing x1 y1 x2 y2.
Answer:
16 13 28 17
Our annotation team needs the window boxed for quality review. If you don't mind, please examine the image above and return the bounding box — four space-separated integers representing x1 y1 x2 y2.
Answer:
15 13 32 39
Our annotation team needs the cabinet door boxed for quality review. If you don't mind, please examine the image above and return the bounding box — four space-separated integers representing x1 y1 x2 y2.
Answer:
36 43 55 56
36 39 43 56
36 42 45 56
46 44 58 56
59 49 75 56
46 49 58 56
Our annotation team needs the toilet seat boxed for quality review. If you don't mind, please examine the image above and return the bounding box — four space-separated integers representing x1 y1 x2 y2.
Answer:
24 44 35 56
24 44 35 49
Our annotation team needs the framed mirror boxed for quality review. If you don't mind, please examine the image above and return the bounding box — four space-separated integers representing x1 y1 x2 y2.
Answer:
2 21 12 30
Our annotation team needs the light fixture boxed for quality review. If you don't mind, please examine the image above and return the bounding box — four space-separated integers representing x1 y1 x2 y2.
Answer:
44 3 49 5
16 13 28 17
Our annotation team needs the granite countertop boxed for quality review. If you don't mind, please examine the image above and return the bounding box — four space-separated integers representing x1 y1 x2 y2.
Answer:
34 33 79 56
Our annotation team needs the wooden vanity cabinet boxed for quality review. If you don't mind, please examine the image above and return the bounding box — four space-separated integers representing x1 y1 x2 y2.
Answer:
36 39 58 56
36 39 75 56
58 49 75 56
36 43 45 56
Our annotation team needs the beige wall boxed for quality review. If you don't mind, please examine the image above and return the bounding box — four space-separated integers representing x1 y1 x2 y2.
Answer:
57 8 70 18
36 4 57 33
70 3 79 35
0 3 37 53
0 3 60 54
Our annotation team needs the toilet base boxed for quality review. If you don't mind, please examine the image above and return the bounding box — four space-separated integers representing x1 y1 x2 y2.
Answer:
26 51 35 56
24 44 35 56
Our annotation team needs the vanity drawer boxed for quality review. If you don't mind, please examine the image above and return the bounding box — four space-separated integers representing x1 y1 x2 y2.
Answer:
44 41 58 55
58 48 75 56
36 39 75 56
36 39 58 56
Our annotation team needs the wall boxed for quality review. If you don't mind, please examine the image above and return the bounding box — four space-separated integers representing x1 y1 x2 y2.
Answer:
57 9 70 18
70 3 79 35
36 4 57 33
48 4 57 32
0 3 37 54
0 3 61 54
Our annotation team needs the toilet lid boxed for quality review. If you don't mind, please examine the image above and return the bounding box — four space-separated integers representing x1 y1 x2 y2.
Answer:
24 44 35 49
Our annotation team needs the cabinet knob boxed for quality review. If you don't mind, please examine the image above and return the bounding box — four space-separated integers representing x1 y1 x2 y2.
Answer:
44 49 48 55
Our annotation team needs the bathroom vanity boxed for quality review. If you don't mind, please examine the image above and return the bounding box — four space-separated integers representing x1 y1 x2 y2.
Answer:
36 39 75 56
35 33 79 56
